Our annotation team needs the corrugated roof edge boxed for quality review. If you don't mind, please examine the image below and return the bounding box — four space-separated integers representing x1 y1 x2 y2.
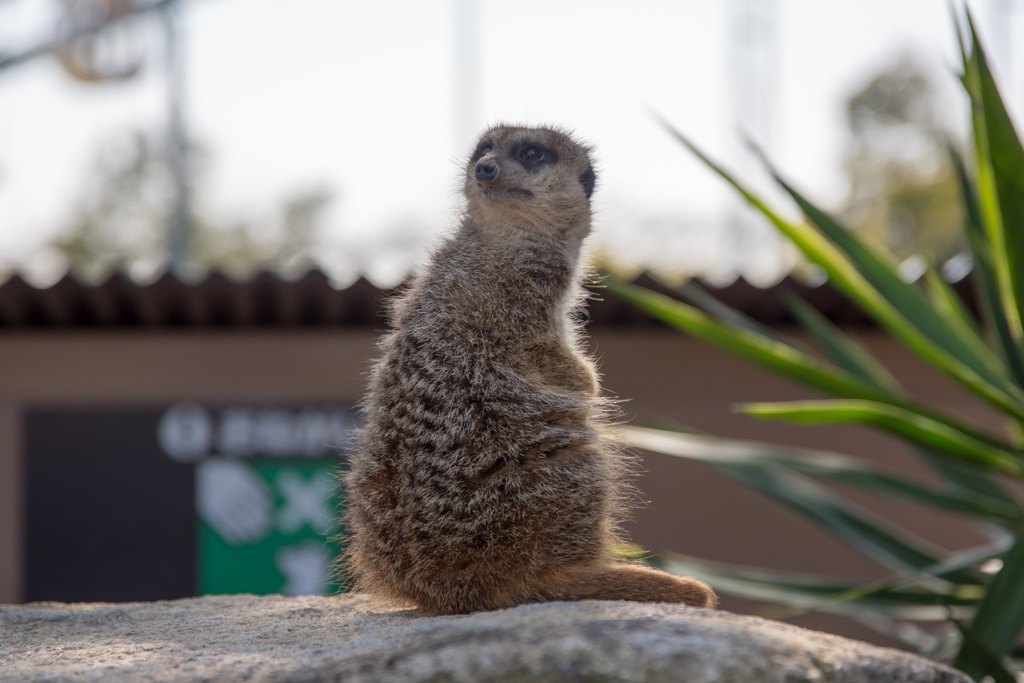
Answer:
0 269 975 330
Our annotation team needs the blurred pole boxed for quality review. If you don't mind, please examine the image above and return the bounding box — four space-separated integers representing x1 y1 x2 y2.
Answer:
452 0 480 152
989 0 1010 69
988 0 1017 108
723 0 780 282
726 0 778 157
164 1 190 279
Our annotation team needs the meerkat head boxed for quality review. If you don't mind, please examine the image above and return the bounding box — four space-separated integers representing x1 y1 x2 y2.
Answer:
464 125 597 240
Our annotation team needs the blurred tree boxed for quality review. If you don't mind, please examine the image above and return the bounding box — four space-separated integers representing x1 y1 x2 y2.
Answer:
55 0 146 82
0 0 175 73
839 55 965 265
50 130 332 281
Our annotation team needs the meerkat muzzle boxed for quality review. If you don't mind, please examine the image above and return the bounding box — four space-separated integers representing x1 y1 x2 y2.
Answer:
475 160 498 182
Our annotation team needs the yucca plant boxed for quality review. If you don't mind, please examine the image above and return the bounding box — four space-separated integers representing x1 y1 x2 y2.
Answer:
608 14 1024 681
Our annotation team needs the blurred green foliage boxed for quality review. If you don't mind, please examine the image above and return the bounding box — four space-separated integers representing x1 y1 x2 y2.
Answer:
840 56 965 264
611 14 1024 680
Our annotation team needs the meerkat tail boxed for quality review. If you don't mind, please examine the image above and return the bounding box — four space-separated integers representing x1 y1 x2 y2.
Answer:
532 564 718 609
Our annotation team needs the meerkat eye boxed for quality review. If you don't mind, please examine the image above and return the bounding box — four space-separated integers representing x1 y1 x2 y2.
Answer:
472 142 493 162
514 143 554 169
520 146 544 163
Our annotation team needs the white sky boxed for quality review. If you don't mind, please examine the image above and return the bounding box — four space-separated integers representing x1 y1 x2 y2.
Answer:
0 0 1021 285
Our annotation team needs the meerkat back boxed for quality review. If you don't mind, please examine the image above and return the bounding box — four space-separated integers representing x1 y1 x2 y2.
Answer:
342 124 716 615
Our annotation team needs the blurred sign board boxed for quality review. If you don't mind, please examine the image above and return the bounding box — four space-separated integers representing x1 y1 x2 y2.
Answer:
25 403 355 602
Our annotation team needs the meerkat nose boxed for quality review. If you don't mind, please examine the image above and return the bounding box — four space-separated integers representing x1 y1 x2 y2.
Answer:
475 161 498 182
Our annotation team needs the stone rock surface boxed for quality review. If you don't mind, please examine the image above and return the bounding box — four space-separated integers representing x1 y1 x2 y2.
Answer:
0 594 969 682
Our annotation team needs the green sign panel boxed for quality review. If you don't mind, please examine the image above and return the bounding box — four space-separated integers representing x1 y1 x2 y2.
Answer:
157 403 354 596
197 458 345 595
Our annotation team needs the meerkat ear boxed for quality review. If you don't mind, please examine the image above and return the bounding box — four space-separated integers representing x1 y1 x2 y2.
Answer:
579 165 597 200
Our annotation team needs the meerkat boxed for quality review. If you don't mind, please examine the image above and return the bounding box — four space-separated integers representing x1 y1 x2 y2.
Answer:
341 124 717 615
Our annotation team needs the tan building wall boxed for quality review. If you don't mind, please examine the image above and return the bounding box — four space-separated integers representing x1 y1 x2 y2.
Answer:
0 326 1000 644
